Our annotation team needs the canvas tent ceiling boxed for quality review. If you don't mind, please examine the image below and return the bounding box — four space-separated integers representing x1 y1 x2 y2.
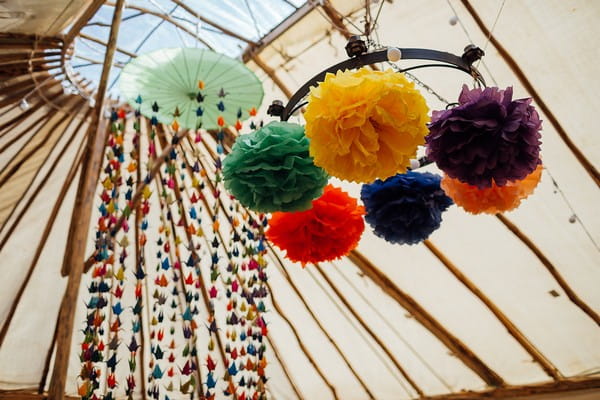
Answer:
0 1 599 399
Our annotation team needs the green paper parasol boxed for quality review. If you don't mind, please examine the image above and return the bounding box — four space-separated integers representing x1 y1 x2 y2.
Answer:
120 48 264 130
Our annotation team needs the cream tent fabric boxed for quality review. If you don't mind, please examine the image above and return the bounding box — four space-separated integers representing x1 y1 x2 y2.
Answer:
0 1 599 399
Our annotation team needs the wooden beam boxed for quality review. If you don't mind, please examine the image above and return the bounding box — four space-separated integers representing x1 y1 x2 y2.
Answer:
320 0 353 39
496 214 600 326
241 1 316 62
250 54 293 99
460 0 600 188
347 249 505 387
48 1 126 398
314 263 424 397
105 2 214 50
423 240 562 380
64 0 106 47
78 33 137 58
170 0 258 45
424 376 600 399
0 108 88 348
0 390 78 400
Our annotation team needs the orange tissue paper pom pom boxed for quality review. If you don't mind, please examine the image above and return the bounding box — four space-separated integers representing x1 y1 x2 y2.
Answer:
441 165 543 214
266 185 365 265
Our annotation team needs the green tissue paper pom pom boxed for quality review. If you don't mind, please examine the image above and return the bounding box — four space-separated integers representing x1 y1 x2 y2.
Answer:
223 121 329 212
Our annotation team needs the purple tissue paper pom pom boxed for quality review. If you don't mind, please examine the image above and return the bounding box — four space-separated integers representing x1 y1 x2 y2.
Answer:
426 85 542 188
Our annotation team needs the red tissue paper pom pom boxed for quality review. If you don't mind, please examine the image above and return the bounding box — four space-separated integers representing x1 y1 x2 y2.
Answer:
266 184 365 265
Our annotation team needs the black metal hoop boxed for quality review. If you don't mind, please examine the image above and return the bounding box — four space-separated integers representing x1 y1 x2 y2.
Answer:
275 46 485 121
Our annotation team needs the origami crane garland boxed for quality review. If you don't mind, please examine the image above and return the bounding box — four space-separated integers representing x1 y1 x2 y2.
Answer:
80 101 270 400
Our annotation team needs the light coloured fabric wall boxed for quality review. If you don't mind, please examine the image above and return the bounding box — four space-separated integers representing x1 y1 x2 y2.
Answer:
0 1 598 399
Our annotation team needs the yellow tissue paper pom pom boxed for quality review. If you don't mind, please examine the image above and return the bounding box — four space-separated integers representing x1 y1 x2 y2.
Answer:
304 68 430 183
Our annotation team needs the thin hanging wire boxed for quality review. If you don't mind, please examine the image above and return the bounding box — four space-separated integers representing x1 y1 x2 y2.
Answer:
305 268 415 398
444 0 598 253
444 0 498 86
332 263 454 392
244 0 263 40
544 168 600 253
475 0 506 70
387 61 451 106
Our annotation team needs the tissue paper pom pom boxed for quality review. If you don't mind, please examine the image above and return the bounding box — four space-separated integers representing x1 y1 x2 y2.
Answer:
266 185 365 265
304 68 430 183
223 121 329 212
441 165 542 214
361 171 453 245
426 85 542 188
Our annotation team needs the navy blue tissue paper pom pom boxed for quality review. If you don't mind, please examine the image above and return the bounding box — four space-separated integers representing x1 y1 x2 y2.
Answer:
360 171 453 245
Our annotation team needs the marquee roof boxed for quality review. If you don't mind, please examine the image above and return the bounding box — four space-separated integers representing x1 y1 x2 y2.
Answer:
0 1 599 399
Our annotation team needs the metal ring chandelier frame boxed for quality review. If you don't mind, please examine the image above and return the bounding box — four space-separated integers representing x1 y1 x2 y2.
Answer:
267 36 486 121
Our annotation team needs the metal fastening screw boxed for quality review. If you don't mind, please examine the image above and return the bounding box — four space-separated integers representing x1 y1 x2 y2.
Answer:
462 44 485 65
267 100 284 117
345 35 368 58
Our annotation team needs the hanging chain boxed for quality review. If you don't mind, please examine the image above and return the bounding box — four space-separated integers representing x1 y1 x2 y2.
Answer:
386 61 450 105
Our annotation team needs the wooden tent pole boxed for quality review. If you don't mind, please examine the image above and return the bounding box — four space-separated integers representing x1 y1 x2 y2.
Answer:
250 55 293 98
423 240 562 380
48 1 125 398
63 0 106 47
314 263 425 397
495 214 600 326
348 249 505 387
0 110 88 348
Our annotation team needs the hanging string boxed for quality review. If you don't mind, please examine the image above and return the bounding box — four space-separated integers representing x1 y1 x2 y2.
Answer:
332 264 454 391
444 1 598 253
305 267 414 398
544 168 600 253
444 0 498 87
475 0 506 70
244 0 263 39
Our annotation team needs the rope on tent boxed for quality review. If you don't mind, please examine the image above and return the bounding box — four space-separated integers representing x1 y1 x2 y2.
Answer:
311 263 422 397
331 262 454 392
268 246 377 399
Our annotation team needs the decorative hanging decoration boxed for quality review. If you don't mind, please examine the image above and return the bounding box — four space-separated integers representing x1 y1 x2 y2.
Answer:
361 171 453 245
441 164 543 214
266 185 365 265
76 91 273 399
303 67 430 183
426 85 542 188
223 121 329 212
120 48 264 130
